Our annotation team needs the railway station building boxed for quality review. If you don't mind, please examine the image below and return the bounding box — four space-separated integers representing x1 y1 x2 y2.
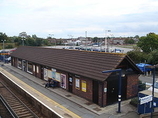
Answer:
10 46 142 107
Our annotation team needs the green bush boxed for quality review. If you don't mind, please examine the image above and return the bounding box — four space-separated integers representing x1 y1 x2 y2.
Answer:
5 44 14 49
130 97 139 107
138 80 146 91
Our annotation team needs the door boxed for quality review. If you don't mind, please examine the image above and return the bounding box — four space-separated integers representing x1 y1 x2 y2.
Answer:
40 66 44 80
107 79 118 105
93 80 99 104
22 60 26 71
68 76 73 93
107 77 127 105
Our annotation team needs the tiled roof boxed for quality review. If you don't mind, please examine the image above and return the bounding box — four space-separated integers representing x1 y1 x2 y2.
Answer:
11 46 137 81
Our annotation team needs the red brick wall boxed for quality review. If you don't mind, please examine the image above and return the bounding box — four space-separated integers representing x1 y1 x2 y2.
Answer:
12 57 18 68
73 77 93 101
35 65 41 79
126 74 139 98
98 81 107 107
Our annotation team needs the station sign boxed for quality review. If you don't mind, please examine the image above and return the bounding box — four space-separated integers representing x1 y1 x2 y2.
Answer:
140 95 152 105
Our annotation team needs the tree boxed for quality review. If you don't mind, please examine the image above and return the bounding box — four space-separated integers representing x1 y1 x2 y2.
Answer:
127 46 147 63
124 38 135 44
134 35 139 39
19 32 27 38
92 37 99 43
147 50 158 65
25 37 35 46
42 39 49 45
137 33 158 53
35 38 42 46
13 36 22 46
0 32 8 42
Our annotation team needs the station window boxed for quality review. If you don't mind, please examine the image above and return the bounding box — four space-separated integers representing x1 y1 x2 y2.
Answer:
33 65 35 72
27 62 33 74
36 66 39 73
17 59 22 69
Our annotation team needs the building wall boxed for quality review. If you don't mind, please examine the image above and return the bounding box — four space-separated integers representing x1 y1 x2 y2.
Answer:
98 81 107 107
126 74 139 98
10 57 140 107
32 64 41 79
11 57 17 68
72 76 93 101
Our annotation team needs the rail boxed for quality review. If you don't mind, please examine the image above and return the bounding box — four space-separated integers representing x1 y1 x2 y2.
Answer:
0 94 18 118
0 82 39 118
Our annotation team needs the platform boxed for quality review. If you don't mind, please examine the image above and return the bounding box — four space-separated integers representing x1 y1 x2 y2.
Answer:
0 63 139 118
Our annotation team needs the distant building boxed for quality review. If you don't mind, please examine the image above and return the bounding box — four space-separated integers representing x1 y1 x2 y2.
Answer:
78 37 92 45
11 46 142 107
112 37 126 45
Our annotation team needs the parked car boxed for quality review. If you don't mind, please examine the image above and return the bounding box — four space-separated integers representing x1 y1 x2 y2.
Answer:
5 57 11 63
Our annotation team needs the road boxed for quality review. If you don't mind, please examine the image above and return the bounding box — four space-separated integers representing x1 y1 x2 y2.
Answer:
139 75 158 86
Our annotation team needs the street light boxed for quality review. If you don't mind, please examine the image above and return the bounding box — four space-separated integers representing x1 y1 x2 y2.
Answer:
1 39 6 63
145 65 158 118
105 30 111 52
85 31 87 51
21 37 25 46
68 35 74 49
49 34 55 48
1 39 6 50
102 69 122 113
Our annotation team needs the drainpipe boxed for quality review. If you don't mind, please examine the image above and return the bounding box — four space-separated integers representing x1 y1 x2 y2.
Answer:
102 82 104 107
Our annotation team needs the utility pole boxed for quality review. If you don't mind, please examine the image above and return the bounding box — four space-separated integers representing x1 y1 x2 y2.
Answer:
1 39 6 63
49 34 54 48
104 30 111 52
85 31 87 51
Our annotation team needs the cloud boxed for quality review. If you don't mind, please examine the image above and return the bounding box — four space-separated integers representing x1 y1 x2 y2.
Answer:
0 0 158 38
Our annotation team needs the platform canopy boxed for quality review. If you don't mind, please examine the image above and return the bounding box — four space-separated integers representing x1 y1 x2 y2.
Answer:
136 63 152 72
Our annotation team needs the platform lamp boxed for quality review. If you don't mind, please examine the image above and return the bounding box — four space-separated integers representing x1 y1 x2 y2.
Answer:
102 69 122 113
1 39 6 63
21 37 25 46
104 30 111 52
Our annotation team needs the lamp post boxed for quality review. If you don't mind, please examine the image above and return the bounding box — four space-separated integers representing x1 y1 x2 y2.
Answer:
22 37 25 46
85 31 87 51
68 35 74 49
2 39 6 50
49 34 55 48
146 65 158 118
102 69 122 113
105 30 111 52
1 39 6 63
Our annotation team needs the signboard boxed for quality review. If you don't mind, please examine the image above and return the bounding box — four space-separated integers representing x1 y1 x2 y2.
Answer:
140 95 152 105
75 78 80 89
104 88 107 92
44 68 48 81
56 72 61 82
138 92 158 114
81 80 86 92
61 74 66 89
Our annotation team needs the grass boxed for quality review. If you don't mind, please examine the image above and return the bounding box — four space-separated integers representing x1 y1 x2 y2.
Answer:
115 44 136 49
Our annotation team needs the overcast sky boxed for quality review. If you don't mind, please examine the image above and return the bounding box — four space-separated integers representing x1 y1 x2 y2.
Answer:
0 0 158 38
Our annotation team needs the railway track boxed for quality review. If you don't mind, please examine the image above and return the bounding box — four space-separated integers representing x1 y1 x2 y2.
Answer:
0 81 41 118
0 95 15 118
